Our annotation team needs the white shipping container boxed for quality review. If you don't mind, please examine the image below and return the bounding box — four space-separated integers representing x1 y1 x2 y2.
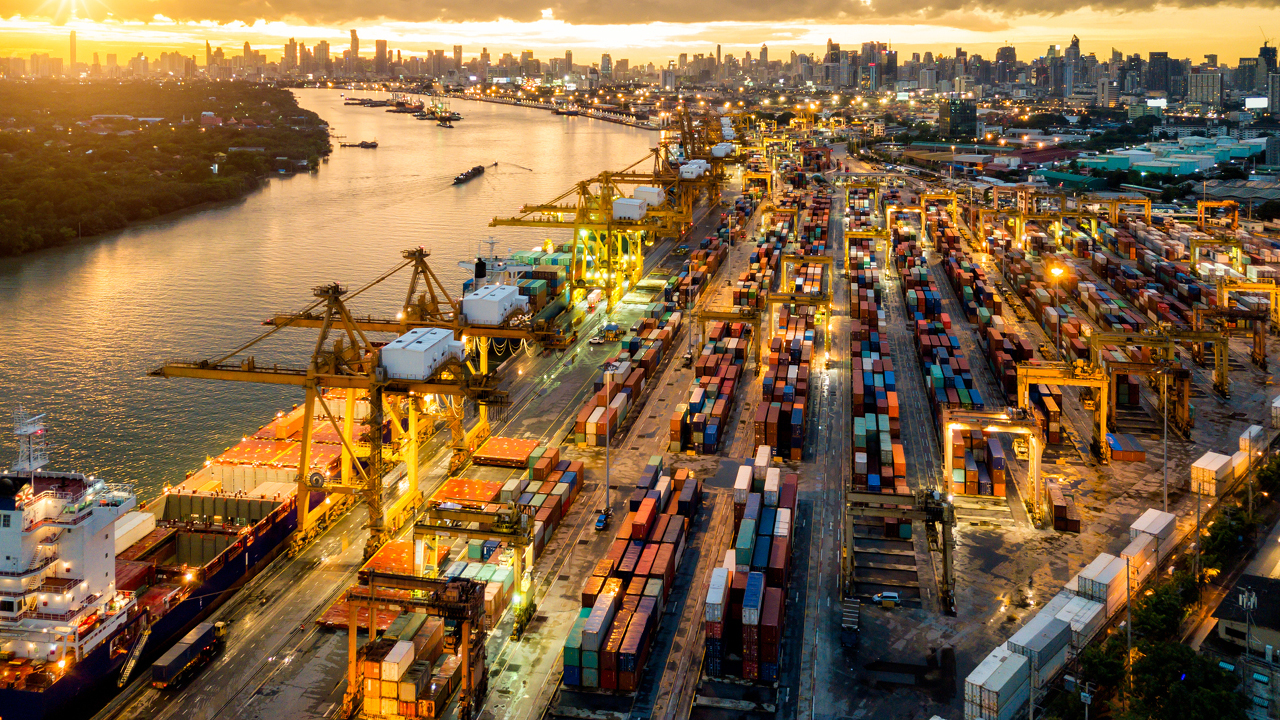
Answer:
705 567 728 622
1079 556 1128 617
1056 597 1106 649
1007 614 1071 670
1032 642 1068 689
1273 396 1280 427
773 508 792 538
733 465 752 504
764 468 781 507
1121 533 1156 585
754 446 771 481
1129 508 1176 543
1232 449 1251 479
381 640 414 682
114 511 157 554
964 645 1031 715
1240 425 1264 453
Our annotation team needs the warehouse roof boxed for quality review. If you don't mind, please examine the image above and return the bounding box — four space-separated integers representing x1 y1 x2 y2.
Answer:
1202 179 1280 203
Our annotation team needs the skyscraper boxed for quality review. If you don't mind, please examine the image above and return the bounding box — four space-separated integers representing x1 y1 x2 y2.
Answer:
1262 42 1278 75
316 41 330 73
284 38 298 71
1147 51 1171 93
375 39 387 74
1064 35 1080 96
564 50 572 73
940 98 977 137
759 44 768 80
205 41 212 68
601 53 612 77
454 46 463 71
1269 73 1280 114
995 45 1016 83
69 31 75 73
350 30 360 58
1187 70 1222 106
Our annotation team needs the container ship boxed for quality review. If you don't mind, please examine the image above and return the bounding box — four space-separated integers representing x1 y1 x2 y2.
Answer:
0 404 330 720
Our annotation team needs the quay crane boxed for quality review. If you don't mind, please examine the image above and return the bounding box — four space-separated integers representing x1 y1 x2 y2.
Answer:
152 276 508 557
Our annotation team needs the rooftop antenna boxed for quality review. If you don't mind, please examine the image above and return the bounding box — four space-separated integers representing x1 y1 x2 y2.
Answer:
12 407 49 479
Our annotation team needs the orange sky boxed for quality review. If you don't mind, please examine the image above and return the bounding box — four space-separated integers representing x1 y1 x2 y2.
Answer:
2 7 1280 66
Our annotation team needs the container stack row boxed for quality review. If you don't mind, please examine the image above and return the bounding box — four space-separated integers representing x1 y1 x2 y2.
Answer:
948 429 1008 498
757 331 814 461
710 455 797 682
670 321 753 454
563 459 701 693
848 251 908 495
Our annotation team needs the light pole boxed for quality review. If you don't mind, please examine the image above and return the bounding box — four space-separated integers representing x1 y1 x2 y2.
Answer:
603 360 618 512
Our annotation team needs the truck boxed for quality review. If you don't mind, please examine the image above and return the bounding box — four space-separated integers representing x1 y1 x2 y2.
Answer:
150 621 228 690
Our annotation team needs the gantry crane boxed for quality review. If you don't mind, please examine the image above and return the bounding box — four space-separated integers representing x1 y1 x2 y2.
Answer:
1198 199 1239 232
490 173 655 315
1192 305 1269 371
843 487 956 612
1089 327 1231 399
1084 194 1153 225
1218 277 1280 329
1015 360 1113 461
343 572 488 720
413 501 538 638
939 407 1046 520
263 248 543 474
153 280 508 556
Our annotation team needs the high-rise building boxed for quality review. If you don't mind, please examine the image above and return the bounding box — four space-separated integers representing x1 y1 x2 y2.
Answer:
919 68 937 91
564 50 572 73
1147 51 1171 93
939 98 977 137
1269 73 1280 114
1064 35 1080 96
678 53 687 69
1262 42 1278 75
1267 135 1280 166
316 41 330 73
68 30 75 73
1204 54 1218 67
350 30 359 58
1187 70 1222 106
716 44 721 66
759 44 769 80
601 53 612 77
375 39 387 74
995 45 1016 83
205 41 213 68
284 38 298 71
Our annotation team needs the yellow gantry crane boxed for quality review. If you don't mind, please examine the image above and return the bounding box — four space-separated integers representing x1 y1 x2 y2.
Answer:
1015 360 1112 461
154 274 508 557
490 173 654 315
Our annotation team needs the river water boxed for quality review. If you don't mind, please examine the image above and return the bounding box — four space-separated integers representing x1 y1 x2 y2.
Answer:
0 89 654 499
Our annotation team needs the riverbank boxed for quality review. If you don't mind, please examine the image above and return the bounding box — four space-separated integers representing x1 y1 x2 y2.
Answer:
0 81 331 257
442 92 661 131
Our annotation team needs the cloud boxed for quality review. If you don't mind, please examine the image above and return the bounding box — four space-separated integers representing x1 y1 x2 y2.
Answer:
1 0 1270 26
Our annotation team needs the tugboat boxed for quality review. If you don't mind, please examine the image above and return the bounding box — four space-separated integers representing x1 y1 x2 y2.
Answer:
437 117 454 128
453 165 484 184
339 140 378 148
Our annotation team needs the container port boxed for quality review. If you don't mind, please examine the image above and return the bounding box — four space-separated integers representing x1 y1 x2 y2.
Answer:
5 107 1268 720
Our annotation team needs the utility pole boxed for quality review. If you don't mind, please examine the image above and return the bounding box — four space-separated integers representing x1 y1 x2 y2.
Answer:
1162 368 1169 512
604 360 617 511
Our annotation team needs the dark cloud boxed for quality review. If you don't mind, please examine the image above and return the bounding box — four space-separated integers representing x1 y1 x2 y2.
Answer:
2 0 1269 25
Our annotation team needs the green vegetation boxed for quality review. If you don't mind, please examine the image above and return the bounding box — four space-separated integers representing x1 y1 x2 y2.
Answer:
0 80 330 256
1128 641 1247 720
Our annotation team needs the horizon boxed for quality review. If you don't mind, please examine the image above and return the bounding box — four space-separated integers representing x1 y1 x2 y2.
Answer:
3 8 1280 66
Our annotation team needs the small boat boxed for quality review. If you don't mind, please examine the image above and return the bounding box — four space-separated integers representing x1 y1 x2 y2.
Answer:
437 118 454 128
554 107 581 116
453 165 484 184
340 140 378 149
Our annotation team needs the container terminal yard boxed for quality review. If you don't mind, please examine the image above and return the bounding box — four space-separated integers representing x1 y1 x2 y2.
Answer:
2 110 1276 720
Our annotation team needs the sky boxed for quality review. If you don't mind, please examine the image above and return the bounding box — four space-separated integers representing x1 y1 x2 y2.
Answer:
2 0 1280 67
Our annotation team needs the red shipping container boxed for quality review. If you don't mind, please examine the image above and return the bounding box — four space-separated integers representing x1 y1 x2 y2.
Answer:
706 620 723 639
637 543 659 577
648 514 671 544
761 587 783 645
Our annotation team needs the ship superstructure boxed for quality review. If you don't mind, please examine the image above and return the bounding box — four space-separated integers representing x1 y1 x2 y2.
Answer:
0 409 136 686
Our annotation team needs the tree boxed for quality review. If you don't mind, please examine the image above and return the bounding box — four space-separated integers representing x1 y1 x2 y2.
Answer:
1077 635 1126 688
1218 164 1248 181
1200 505 1255 571
1256 199 1280 221
1129 641 1247 720
1132 584 1187 641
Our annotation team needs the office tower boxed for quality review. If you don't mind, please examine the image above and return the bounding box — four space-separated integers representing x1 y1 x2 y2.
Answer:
349 30 359 58
1262 42 1278 75
716 45 721 66
1064 35 1079 96
205 41 212 68
912 52 921 63
919 68 937 91
884 50 898 87
1269 74 1280 114
760 44 768 80
91 52 99 75
995 46 1016 83
69 31 75 73
601 53 612 77
1204 54 1218 67
924 52 934 65
564 50 572 72
1188 70 1222 106
679 53 687 69
284 38 298 71
315 41 329 73
375 39 387 74
940 98 976 137
616 59 628 77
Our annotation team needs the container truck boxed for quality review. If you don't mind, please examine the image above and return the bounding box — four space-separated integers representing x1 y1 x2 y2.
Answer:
150 622 228 690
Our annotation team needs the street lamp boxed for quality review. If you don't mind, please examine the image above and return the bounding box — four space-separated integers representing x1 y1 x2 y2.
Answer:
603 360 618 511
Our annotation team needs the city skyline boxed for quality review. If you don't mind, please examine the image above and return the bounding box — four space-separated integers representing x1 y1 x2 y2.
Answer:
2 7 1280 65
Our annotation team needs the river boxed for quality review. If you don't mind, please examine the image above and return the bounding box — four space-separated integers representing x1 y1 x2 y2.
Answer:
0 88 655 499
